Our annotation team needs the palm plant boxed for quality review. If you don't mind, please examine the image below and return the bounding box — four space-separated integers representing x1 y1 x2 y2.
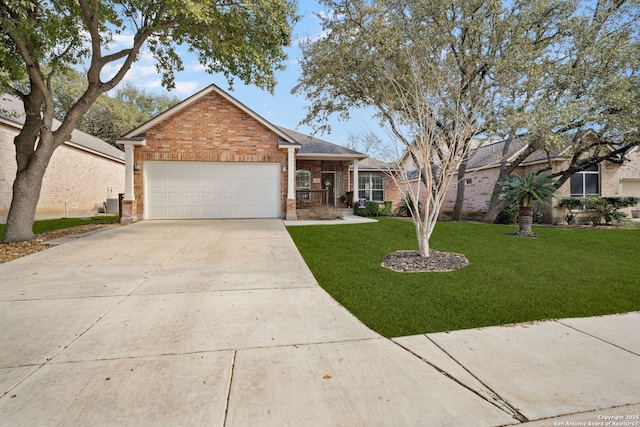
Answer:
497 172 557 237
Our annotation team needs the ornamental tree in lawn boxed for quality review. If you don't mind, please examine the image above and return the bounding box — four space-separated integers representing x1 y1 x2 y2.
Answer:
0 0 296 242
497 172 557 237
294 0 519 257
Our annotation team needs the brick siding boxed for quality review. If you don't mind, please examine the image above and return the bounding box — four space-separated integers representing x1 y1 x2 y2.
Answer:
1 122 124 221
441 154 640 224
133 90 287 218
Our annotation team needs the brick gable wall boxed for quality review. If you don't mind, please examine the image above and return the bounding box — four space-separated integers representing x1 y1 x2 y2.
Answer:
133 90 287 217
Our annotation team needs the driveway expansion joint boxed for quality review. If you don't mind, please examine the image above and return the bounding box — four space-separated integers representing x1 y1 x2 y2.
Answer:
557 320 640 357
394 334 529 423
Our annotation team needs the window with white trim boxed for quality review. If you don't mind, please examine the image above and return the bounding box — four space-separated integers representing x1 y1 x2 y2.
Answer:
570 165 599 197
296 170 311 189
358 174 384 201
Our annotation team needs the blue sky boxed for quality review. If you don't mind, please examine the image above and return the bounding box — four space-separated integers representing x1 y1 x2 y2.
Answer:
107 0 383 149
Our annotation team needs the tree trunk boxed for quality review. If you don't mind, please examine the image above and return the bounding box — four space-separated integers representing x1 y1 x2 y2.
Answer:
482 191 509 223
4 168 46 242
517 215 534 236
3 131 56 243
451 155 469 221
516 204 535 237
416 220 430 258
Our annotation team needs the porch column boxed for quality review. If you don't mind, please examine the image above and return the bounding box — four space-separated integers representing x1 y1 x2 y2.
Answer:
286 146 297 220
124 143 135 201
352 159 359 205
116 137 146 224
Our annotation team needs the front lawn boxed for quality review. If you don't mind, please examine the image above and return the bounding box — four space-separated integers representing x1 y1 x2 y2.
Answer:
0 216 119 241
287 218 640 337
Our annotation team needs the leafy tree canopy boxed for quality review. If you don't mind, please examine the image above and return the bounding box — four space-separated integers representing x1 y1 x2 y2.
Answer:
296 0 639 150
51 68 179 144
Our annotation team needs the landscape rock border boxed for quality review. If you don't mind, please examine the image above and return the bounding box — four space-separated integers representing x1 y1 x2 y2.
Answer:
0 223 117 264
382 250 470 273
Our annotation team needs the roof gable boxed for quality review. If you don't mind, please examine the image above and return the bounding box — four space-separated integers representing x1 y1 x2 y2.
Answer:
123 84 297 146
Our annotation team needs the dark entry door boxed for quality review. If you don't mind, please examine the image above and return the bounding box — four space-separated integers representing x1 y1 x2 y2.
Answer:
321 172 335 206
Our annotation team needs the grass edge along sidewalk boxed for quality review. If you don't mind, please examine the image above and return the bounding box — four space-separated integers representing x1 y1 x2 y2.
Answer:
287 218 640 337
0 216 119 241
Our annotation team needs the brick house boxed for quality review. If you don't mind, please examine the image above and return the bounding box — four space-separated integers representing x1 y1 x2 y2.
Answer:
350 157 403 209
439 139 640 223
0 96 125 222
117 85 368 222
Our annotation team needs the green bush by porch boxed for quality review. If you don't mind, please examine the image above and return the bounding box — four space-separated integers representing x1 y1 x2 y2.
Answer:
287 218 640 337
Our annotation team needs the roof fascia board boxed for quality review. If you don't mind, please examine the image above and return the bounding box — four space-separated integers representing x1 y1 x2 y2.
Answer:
2 115 124 162
297 153 369 160
0 116 22 129
63 141 125 163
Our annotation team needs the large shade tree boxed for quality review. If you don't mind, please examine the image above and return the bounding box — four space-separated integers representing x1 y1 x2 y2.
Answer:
0 0 297 242
480 0 640 223
51 68 180 145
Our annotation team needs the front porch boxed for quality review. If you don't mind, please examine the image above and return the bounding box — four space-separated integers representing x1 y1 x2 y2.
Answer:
277 129 368 220
296 189 329 209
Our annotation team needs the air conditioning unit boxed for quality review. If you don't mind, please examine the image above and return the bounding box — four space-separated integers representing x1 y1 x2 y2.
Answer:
105 198 119 214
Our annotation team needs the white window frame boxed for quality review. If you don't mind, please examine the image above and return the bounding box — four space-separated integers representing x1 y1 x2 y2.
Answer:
570 165 600 197
358 173 385 202
296 169 311 190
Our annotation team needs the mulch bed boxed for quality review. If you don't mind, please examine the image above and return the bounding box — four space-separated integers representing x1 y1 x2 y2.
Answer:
0 223 117 264
382 250 469 273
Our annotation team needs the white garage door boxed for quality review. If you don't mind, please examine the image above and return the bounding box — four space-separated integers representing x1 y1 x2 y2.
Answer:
145 161 281 219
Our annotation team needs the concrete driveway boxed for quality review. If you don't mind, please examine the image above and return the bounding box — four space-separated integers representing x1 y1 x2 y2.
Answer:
0 219 638 426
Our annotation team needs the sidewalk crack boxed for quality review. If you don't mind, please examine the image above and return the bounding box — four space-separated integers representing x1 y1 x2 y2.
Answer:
223 350 237 427
558 321 640 357
393 337 529 423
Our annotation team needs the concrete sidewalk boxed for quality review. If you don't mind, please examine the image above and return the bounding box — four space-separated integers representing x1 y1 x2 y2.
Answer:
0 219 638 426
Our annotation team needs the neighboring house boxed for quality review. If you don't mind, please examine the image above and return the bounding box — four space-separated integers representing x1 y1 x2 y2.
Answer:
440 139 640 223
0 96 125 222
116 84 368 222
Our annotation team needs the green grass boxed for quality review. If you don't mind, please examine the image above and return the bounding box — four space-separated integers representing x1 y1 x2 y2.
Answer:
287 218 640 337
0 216 119 241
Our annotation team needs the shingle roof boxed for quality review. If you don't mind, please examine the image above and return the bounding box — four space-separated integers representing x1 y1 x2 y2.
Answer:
467 138 568 170
357 157 397 170
466 139 528 169
276 126 367 158
0 95 125 162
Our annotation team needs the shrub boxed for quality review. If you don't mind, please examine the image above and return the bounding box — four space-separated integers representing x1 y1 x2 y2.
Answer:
557 196 639 225
365 201 380 217
379 201 393 216
394 198 420 217
353 200 376 217
533 208 545 224
494 204 519 224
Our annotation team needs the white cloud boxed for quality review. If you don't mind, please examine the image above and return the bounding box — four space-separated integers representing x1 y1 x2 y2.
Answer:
189 62 208 73
174 80 203 95
102 32 135 51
